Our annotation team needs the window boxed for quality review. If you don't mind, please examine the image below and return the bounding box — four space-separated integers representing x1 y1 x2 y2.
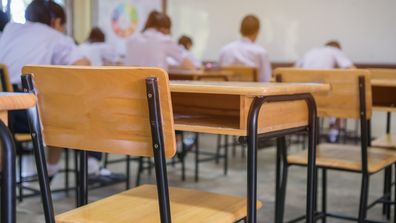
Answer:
2 0 65 24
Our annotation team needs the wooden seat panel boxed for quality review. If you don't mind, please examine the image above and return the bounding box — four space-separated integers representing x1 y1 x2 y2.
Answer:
287 143 396 173
56 185 262 223
372 134 396 149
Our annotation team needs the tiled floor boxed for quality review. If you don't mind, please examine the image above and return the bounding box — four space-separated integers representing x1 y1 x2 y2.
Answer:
15 112 395 222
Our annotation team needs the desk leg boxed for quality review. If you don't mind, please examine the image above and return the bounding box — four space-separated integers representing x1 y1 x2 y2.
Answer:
0 120 16 223
275 137 288 223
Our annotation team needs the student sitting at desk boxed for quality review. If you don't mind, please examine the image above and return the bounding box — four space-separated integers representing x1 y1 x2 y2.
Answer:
296 40 355 142
0 0 91 181
125 10 195 70
219 14 272 82
78 27 118 66
295 40 355 69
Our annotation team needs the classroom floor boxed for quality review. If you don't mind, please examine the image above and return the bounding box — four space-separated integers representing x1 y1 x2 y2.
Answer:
15 113 395 223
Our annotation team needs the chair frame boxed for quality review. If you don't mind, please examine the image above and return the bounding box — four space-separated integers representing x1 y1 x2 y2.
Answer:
278 75 393 223
22 74 173 223
0 120 17 223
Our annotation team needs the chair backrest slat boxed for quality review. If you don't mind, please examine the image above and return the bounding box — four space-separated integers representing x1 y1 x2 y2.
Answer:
22 65 176 158
220 66 258 82
274 68 372 120
0 64 14 92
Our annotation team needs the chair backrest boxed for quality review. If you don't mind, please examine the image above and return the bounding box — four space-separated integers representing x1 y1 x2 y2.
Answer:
220 66 258 82
0 64 14 92
274 68 372 120
22 65 176 158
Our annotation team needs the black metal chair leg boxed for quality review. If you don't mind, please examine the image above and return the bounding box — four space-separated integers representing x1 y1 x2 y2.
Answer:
216 135 221 164
65 149 70 196
103 153 109 168
275 137 282 222
126 155 131 189
74 150 79 208
0 121 16 223
18 152 23 202
78 150 88 207
387 166 392 220
232 136 237 157
358 174 370 223
194 133 200 182
393 164 396 223
224 135 229 176
322 169 327 223
136 157 143 186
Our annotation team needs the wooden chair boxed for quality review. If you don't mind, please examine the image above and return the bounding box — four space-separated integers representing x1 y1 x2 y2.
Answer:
22 65 258 223
274 68 396 223
368 68 396 219
0 92 36 223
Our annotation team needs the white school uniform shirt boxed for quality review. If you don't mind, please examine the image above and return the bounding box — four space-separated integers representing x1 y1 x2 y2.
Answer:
78 42 118 66
0 22 84 85
219 38 272 82
125 28 187 70
167 45 202 69
295 46 353 69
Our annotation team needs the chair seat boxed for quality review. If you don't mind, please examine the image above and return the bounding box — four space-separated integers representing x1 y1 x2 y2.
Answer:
56 184 262 223
288 143 396 173
372 134 396 149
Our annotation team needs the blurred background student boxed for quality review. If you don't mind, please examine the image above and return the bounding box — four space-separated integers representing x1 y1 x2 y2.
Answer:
78 27 118 66
219 14 272 82
167 35 201 69
125 10 195 70
0 10 10 38
296 40 355 142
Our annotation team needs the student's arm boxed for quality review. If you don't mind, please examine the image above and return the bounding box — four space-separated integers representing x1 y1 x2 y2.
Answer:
334 49 354 69
165 39 195 70
72 58 91 66
53 36 91 66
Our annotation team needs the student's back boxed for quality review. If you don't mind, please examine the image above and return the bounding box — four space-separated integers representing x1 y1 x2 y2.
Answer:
296 42 354 69
124 10 193 70
0 22 81 84
219 15 271 82
125 28 184 69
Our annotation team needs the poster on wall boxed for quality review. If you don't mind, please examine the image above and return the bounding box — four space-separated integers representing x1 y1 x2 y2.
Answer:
96 0 162 55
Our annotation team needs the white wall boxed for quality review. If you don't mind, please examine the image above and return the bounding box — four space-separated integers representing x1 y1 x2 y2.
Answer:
168 0 396 63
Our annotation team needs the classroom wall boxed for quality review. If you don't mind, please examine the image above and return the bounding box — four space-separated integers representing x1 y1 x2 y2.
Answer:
168 0 396 63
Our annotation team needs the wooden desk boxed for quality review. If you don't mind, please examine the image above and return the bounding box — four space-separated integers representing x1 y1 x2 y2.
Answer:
171 81 329 136
170 81 329 223
372 78 396 112
169 69 234 81
0 92 36 223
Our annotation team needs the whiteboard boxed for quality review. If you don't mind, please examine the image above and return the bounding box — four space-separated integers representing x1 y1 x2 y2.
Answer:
168 0 396 63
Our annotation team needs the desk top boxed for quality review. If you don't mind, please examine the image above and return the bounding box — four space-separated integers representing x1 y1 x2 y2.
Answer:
372 79 396 87
0 93 36 111
170 81 330 96
168 69 233 76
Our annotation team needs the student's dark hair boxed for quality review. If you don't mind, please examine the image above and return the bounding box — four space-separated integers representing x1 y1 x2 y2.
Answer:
25 0 66 26
48 1 66 25
87 27 106 43
240 14 260 36
178 35 193 49
325 40 342 50
143 10 171 32
0 11 9 32
25 0 52 26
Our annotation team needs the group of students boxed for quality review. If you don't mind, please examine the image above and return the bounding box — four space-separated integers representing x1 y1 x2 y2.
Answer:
0 0 356 179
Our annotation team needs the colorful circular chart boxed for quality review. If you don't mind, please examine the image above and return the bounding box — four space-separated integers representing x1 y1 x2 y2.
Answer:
111 3 139 38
